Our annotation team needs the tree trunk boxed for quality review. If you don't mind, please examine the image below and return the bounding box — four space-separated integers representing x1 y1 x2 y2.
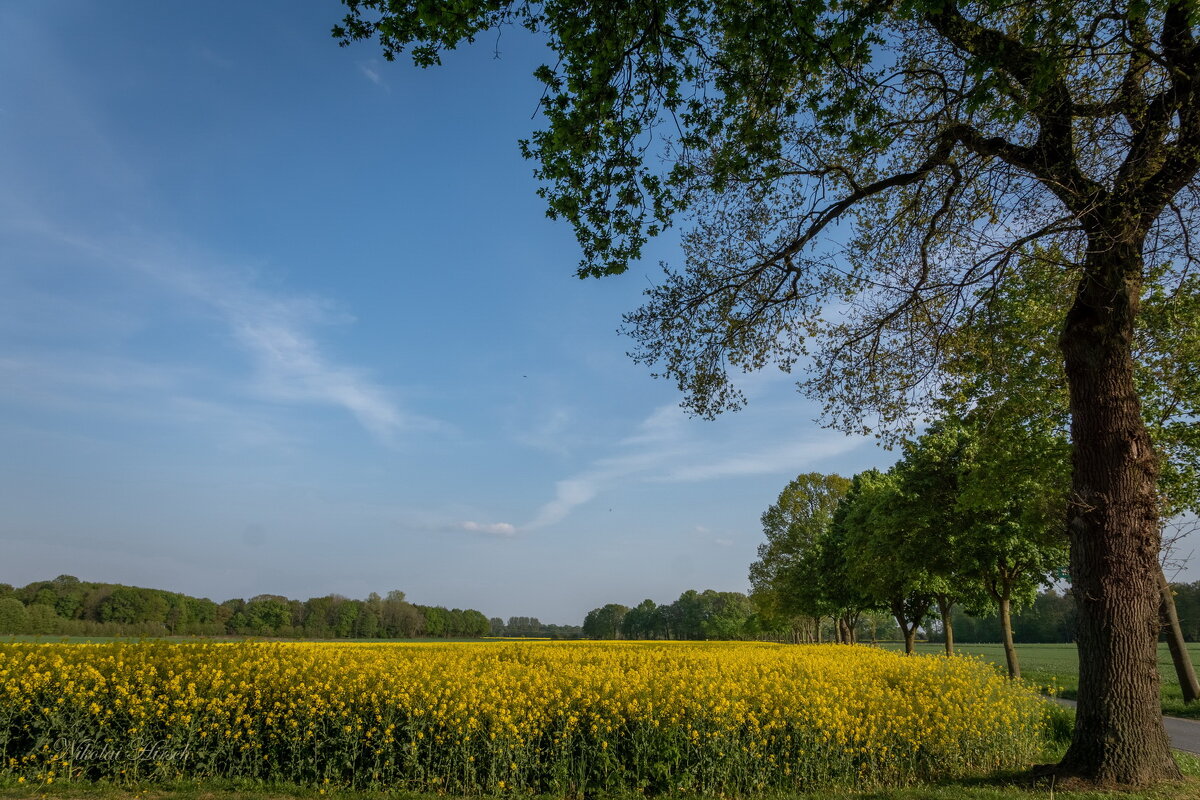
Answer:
1056 238 1180 783
998 595 1020 679
936 594 954 656
841 613 859 644
1159 568 1200 704
893 602 915 654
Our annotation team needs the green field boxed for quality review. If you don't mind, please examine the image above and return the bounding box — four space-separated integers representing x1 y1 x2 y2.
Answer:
2 764 1200 800
880 642 1200 718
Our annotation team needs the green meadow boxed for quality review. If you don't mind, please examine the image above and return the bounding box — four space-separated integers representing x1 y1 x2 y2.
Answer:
881 642 1200 719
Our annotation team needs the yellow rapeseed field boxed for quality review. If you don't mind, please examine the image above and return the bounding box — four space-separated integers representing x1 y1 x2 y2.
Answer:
0 641 1053 793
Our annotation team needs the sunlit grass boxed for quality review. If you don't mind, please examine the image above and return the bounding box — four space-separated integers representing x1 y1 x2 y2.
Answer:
882 642 1200 718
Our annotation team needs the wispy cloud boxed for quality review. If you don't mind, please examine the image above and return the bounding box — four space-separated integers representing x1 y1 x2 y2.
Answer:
5 222 430 445
523 403 868 529
526 476 601 529
137 241 430 444
230 317 407 441
358 61 386 88
196 46 234 70
660 437 865 482
461 521 517 537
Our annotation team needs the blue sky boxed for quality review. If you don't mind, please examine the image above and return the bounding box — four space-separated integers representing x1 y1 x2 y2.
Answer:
5 2 1160 624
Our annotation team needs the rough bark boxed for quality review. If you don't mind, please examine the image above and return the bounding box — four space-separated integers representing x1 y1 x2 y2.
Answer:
1159 569 1200 704
998 596 1021 679
841 612 860 644
936 594 955 656
1057 238 1180 784
892 602 916 654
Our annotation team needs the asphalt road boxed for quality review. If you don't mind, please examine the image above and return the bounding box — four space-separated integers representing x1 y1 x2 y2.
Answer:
1054 698 1200 754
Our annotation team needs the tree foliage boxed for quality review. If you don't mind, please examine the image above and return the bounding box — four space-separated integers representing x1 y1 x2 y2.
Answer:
748 473 851 625
934 245 1200 519
582 589 759 640
0 577 493 639
750 420 1068 663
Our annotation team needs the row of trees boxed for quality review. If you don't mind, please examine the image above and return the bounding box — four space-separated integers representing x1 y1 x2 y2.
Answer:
751 449 1200 681
939 589 1077 646
581 582 1112 645
750 413 1071 679
918 584 1200 645
1160 582 1200 643
0 576 490 639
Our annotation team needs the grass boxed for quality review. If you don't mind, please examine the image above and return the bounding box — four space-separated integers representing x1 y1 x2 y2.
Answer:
876 642 1200 719
1 758 1200 800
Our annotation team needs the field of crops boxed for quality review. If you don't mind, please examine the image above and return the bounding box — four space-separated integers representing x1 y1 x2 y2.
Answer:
0 641 1055 794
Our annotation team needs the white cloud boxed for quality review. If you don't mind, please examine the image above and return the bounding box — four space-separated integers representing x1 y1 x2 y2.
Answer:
359 62 385 87
197 47 234 70
619 403 684 445
526 476 601 529
175 266 425 444
461 521 517 537
661 437 865 483
522 403 870 529
5 223 428 445
230 317 406 441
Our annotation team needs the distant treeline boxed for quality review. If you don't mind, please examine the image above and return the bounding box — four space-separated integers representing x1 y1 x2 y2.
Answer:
1166 582 1200 641
583 586 1200 644
0 575 554 639
487 616 582 639
583 589 771 640
933 589 1076 644
582 589 911 642
10 576 1200 643
940 584 1200 644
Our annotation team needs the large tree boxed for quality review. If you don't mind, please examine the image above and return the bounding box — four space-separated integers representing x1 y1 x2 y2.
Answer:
939 246 1200 699
337 1 1200 784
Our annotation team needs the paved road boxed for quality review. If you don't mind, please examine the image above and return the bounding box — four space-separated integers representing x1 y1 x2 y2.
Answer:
1053 698 1200 754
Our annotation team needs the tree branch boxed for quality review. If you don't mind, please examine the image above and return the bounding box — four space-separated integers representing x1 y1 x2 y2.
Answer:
1139 20 1200 219
924 2 1101 212
763 124 1033 268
